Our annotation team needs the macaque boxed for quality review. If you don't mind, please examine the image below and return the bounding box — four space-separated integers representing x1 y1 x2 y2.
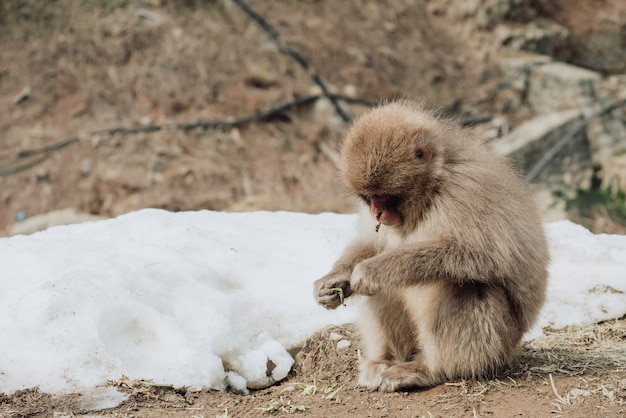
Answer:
314 101 549 392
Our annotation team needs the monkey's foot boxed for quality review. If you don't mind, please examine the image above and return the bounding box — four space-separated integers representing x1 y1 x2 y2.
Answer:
377 362 438 392
358 360 391 390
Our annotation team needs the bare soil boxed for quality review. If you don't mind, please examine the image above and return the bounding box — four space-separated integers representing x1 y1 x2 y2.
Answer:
2 320 626 417
0 0 503 235
1 1 626 417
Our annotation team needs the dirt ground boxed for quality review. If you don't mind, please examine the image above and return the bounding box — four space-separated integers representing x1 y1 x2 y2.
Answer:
2 319 626 417
1 0 626 417
0 0 519 235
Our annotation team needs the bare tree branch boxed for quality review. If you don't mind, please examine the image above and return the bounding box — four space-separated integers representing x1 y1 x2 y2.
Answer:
231 0 352 124
525 97 626 184
1 94 375 177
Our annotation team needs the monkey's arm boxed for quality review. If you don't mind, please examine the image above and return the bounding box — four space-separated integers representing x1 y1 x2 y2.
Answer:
314 239 378 309
350 238 506 295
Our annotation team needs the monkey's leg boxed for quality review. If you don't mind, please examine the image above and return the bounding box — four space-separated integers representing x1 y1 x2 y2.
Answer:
357 293 418 390
378 283 521 393
357 296 391 390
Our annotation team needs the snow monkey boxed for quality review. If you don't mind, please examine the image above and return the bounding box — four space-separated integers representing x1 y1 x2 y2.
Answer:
314 101 549 392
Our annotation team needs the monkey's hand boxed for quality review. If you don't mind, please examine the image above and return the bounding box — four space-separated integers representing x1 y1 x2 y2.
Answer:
350 261 381 296
314 271 353 310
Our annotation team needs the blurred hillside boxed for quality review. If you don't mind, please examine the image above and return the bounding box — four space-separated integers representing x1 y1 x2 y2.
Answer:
1 0 625 235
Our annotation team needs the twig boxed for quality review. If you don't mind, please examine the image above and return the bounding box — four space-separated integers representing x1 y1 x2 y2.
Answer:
459 115 492 127
231 0 352 124
1 94 372 177
17 136 79 157
0 153 52 177
525 97 626 184
318 142 341 169
548 373 571 406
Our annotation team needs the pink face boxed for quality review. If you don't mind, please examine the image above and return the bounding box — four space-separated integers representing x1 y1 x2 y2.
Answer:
367 195 402 227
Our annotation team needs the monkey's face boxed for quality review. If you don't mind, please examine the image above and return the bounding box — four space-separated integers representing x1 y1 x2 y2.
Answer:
340 105 437 228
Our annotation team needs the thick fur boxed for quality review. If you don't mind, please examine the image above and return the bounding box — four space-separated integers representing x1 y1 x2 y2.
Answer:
314 101 549 392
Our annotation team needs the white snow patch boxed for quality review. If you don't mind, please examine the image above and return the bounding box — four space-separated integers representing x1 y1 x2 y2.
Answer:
0 210 625 397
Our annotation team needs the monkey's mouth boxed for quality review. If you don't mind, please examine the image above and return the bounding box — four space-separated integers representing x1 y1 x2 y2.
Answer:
361 194 403 227
378 216 401 227
375 202 403 227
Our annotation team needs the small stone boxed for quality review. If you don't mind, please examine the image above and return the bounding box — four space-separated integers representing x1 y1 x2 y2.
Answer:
81 159 93 176
336 340 351 350
329 332 344 341
13 85 31 105
569 388 592 398
280 385 296 393
136 9 162 22
186 385 203 393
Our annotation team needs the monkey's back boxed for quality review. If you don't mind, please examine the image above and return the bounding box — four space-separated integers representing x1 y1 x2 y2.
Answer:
422 129 549 333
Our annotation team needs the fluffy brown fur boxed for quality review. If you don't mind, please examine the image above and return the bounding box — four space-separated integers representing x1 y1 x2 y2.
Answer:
314 101 549 392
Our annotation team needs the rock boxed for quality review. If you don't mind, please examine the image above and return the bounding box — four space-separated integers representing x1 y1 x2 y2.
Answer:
81 159 94 177
136 9 162 22
336 340 351 351
572 29 626 73
497 19 570 56
499 51 626 202
492 108 592 199
586 106 626 193
499 52 552 91
492 109 582 156
545 3 626 73
10 208 106 236
527 62 601 113
329 332 344 341
586 108 626 162
445 0 542 29
569 388 592 399
13 85 31 105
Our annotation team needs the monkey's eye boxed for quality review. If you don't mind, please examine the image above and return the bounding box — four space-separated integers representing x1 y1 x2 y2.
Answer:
359 195 371 205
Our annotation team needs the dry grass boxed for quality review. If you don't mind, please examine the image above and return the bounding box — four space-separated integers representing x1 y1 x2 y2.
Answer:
294 324 360 384
520 317 626 375
294 316 626 410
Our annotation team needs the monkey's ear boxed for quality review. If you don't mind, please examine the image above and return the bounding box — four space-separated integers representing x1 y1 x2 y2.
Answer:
415 144 433 163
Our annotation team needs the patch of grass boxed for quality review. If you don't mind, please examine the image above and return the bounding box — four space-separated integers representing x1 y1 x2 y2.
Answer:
322 382 345 401
0 0 66 33
293 381 318 396
564 168 626 233
292 380 345 401
0 0 126 39
329 287 345 304
79 0 130 13
258 396 307 414
567 186 626 222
